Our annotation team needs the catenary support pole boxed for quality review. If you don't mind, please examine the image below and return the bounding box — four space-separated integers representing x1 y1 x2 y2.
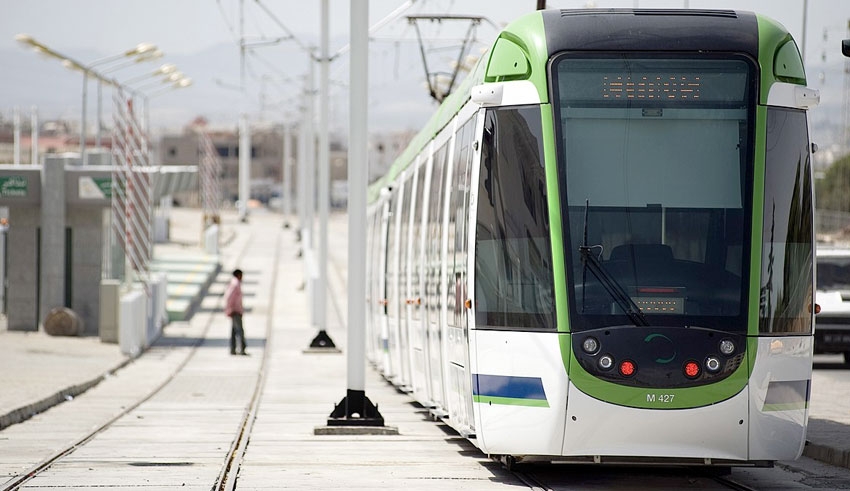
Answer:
282 123 292 226
81 73 88 165
238 115 250 222
324 0 388 428
308 0 336 349
347 0 368 397
13 107 20 166
31 106 38 165
306 59 318 326
317 0 331 340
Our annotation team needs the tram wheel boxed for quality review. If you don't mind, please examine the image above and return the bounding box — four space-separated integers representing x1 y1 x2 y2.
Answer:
501 455 517 471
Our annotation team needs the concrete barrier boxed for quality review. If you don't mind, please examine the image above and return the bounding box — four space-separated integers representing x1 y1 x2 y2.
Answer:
203 225 219 255
119 288 147 357
147 273 168 343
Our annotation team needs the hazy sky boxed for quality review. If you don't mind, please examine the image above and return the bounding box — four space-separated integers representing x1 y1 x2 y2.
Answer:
1 0 844 60
1 0 849 135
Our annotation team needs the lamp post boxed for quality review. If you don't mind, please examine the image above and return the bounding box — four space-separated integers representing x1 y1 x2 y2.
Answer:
14 34 160 163
94 48 163 149
140 77 193 145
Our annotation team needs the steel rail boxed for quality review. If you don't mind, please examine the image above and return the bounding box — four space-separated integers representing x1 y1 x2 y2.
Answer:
1 232 256 491
215 229 283 490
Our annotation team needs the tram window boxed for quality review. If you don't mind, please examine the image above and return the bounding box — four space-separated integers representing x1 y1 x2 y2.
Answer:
553 55 754 331
759 108 813 335
427 143 448 316
386 190 400 322
447 118 474 328
475 106 554 330
411 164 428 322
399 174 413 313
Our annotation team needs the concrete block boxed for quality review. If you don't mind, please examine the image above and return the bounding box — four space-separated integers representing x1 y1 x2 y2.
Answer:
119 287 147 357
147 273 168 344
99 280 120 343
203 225 219 255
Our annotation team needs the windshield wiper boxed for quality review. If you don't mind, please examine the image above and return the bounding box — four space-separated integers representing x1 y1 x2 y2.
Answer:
579 200 649 327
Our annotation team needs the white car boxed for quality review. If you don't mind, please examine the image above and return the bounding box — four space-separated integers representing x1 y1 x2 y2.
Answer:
816 246 850 363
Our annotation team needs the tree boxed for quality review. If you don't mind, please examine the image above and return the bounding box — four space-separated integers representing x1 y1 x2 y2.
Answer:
816 153 850 212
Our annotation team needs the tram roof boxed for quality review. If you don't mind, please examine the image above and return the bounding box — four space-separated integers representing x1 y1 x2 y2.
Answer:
368 9 801 204
541 10 760 58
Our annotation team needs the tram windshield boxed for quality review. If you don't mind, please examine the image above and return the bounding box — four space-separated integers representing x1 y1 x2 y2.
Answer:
552 55 755 332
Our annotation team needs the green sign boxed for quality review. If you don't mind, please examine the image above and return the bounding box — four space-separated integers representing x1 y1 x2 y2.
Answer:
0 176 27 197
79 176 112 199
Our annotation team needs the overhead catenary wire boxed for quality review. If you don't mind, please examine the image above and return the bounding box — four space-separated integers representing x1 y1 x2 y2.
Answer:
252 0 313 56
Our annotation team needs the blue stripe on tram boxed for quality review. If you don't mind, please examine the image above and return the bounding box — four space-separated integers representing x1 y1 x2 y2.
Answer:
473 374 547 400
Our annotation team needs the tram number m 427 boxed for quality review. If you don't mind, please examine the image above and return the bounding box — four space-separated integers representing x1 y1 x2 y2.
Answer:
647 394 675 404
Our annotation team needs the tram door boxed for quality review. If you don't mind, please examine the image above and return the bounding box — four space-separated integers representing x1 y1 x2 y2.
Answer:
395 172 414 390
425 142 449 411
408 159 431 403
445 115 477 435
375 201 391 375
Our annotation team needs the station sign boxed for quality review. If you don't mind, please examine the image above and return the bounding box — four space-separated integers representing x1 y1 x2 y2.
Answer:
0 176 28 197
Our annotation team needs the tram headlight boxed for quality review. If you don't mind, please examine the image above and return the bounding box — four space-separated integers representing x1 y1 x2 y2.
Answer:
719 339 736 356
705 356 722 373
582 337 600 354
598 354 614 370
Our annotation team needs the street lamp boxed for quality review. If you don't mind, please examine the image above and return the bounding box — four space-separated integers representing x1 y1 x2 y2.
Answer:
14 34 161 161
93 47 163 149
141 77 193 137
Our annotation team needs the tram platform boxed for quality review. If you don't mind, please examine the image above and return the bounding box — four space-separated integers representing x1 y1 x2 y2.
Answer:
1 206 850 487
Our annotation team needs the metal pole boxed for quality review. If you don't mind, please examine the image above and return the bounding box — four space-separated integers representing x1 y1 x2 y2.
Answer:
96 79 102 148
801 0 809 65
81 72 88 165
238 115 251 222
348 0 368 395
283 123 292 220
306 59 317 325
298 108 307 232
12 107 20 166
30 106 38 165
324 0 386 428
318 0 330 334
307 62 316 240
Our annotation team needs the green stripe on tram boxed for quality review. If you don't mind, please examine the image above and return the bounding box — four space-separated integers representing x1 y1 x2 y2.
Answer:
473 395 550 408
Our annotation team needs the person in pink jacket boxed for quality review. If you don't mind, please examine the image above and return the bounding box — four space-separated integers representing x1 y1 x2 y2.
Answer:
224 269 247 355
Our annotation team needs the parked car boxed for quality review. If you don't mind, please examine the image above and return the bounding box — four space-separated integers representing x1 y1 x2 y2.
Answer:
815 246 850 363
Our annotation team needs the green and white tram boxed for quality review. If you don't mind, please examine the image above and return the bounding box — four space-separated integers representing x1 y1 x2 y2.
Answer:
365 9 818 467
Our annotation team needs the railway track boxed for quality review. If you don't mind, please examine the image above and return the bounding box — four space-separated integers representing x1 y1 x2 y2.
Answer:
214 230 281 490
1 227 280 491
713 474 760 491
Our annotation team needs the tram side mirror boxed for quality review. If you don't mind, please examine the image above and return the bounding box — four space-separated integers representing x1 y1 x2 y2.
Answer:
843 39 850 57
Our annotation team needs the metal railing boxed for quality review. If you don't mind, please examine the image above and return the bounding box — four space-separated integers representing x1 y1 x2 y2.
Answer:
111 87 153 293
200 132 222 225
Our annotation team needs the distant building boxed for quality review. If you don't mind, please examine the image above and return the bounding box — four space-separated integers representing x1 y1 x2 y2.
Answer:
158 117 415 209
0 118 106 165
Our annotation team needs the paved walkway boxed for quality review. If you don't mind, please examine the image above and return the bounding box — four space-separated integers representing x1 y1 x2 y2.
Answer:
1 206 850 483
